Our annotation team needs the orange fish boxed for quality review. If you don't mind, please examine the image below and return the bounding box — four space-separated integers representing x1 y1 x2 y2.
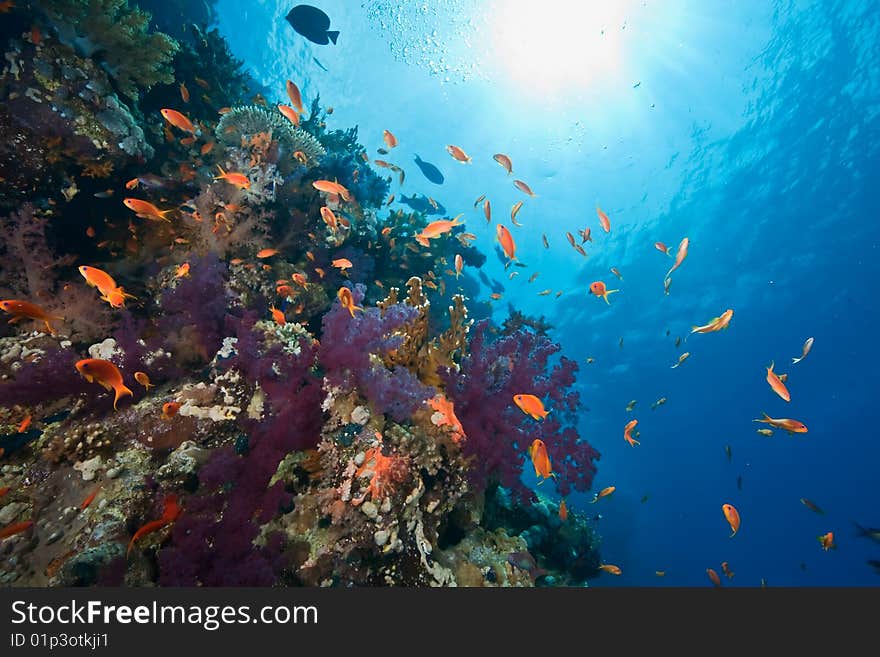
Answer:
127 494 182 556
513 394 549 420
17 414 32 433
722 503 740 537
591 486 616 503
123 198 172 222
200 141 214 155
313 180 352 202
493 153 513 174
125 177 139 190
665 237 690 280
315 267 326 279
559 499 568 521
78 265 118 292
514 179 535 197
446 144 471 163
454 254 463 278
598 564 622 575
818 531 835 551
337 286 363 317
161 401 181 420
320 206 338 230
286 79 304 113
589 281 619 304
86 226 96 238
75 358 133 410
416 215 465 246
490 293 502 300
270 306 286 326
383 130 398 149
0 300 62 334
275 103 301 127
691 309 734 334
721 561 735 579
332 258 353 272
134 371 153 390
80 487 100 511
766 361 791 402
671 352 690 368
623 419 640 447
707 568 722 587
214 165 250 189
160 108 197 135
179 82 190 103
483 198 491 223
277 285 295 297
579 228 592 243
596 207 611 233
0 520 34 541
292 273 308 288
256 248 279 259
293 150 309 165
527 439 555 482
0 487 9 497
753 413 808 433
655 241 671 256
496 224 517 262
175 263 190 278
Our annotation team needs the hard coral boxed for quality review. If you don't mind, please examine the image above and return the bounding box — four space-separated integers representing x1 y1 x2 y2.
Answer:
34 0 179 100
440 320 600 498
216 105 326 170
319 284 434 423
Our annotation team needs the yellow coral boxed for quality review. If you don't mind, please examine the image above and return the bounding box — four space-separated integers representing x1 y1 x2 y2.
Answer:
379 277 473 387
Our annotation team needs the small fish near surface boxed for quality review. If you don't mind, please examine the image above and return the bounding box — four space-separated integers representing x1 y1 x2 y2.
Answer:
286 4 339 45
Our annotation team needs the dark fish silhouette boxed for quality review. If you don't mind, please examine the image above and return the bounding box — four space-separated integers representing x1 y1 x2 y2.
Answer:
413 154 444 184
286 5 339 45
854 522 880 544
313 57 329 71
399 193 445 215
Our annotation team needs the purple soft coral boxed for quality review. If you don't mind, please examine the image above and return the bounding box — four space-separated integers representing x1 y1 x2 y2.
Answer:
318 284 434 422
159 254 231 362
440 320 599 498
158 316 323 586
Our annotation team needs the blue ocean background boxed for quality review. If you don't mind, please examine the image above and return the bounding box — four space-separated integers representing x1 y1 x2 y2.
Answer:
214 0 879 586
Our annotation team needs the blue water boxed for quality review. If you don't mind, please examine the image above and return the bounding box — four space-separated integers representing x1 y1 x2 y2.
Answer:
216 0 880 585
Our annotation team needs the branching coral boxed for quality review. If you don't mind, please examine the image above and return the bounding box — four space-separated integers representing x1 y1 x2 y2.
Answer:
440 320 600 498
319 284 434 423
34 0 179 100
378 277 473 387
0 204 113 342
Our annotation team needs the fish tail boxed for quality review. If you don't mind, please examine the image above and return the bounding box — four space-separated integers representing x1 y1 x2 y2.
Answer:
769 360 775 372
215 164 226 178
113 384 134 411
792 356 802 364
753 412 771 423
327 30 339 45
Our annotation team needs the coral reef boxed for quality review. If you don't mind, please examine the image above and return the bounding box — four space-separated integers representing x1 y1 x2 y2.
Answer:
33 0 179 100
0 0 602 589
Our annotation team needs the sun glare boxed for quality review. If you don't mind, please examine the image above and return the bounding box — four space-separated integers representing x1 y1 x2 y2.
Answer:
491 0 634 93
